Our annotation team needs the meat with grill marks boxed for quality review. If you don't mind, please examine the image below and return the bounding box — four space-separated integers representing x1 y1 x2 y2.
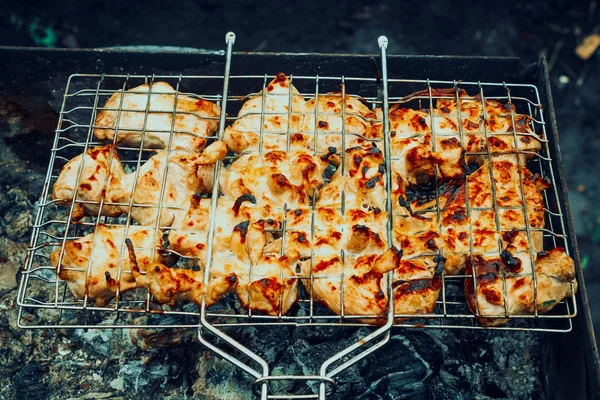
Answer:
94 82 221 152
222 72 382 155
219 149 330 208
128 141 226 226
465 246 577 326
126 239 237 307
51 141 227 225
223 73 306 154
284 146 444 322
168 193 282 261
284 146 390 259
209 220 301 316
51 145 128 221
389 88 542 188
393 154 549 275
300 249 445 322
49 225 162 307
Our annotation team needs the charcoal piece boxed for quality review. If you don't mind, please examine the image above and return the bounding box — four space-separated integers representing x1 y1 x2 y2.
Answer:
291 328 371 398
73 328 131 358
429 376 467 400
240 325 292 365
0 188 32 240
14 363 50 400
292 324 343 345
119 358 176 393
270 345 305 395
357 334 434 399
0 329 26 373
193 350 253 399
0 144 45 203
358 371 429 400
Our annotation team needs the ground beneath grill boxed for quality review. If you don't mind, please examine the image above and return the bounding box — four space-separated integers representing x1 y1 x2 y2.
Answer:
0 0 598 399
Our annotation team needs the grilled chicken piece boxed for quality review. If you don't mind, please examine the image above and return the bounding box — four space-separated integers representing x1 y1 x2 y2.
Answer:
300 248 401 322
168 193 283 261
285 145 442 323
389 89 541 187
300 249 443 323
220 150 329 208
52 141 226 225
223 73 306 153
393 154 549 275
209 220 301 315
211 251 300 316
284 206 388 258
128 142 226 226
49 225 162 307
301 247 442 323
389 107 465 187
125 239 237 307
94 82 220 152
282 146 389 258
300 93 383 155
318 145 387 210
223 72 383 155
393 256 444 319
52 145 128 221
465 247 577 326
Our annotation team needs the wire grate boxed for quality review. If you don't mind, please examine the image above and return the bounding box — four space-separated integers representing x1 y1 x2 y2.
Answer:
15 33 578 400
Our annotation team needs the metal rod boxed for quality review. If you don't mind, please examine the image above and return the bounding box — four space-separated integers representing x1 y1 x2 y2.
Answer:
318 34 395 400
477 83 510 318
503 84 539 316
198 31 270 400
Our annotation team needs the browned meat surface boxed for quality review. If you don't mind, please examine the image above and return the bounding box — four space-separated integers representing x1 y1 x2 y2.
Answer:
465 247 577 326
393 154 548 275
389 89 541 188
95 82 221 152
220 149 329 207
126 239 238 307
223 73 382 155
49 225 162 306
52 141 226 225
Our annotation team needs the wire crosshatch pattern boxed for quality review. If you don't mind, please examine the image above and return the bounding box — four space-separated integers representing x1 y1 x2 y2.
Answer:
16 45 576 335
14 33 580 400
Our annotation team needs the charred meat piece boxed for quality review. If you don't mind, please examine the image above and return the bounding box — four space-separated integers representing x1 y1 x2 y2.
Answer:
301 248 402 323
126 239 237 307
393 255 445 319
389 89 541 188
301 93 383 155
128 142 226 226
51 145 128 221
210 220 301 316
168 194 282 261
223 73 306 153
49 225 162 307
393 154 548 275
465 247 577 326
52 141 226 226
318 145 387 210
284 206 387 258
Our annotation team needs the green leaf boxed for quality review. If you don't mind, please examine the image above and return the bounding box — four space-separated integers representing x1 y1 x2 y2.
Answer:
581 254 590 271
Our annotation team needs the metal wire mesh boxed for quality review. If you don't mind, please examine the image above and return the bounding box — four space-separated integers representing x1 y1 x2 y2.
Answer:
16 37 576 337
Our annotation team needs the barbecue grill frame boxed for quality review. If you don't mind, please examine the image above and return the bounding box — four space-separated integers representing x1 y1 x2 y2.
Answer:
1 42 599 399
